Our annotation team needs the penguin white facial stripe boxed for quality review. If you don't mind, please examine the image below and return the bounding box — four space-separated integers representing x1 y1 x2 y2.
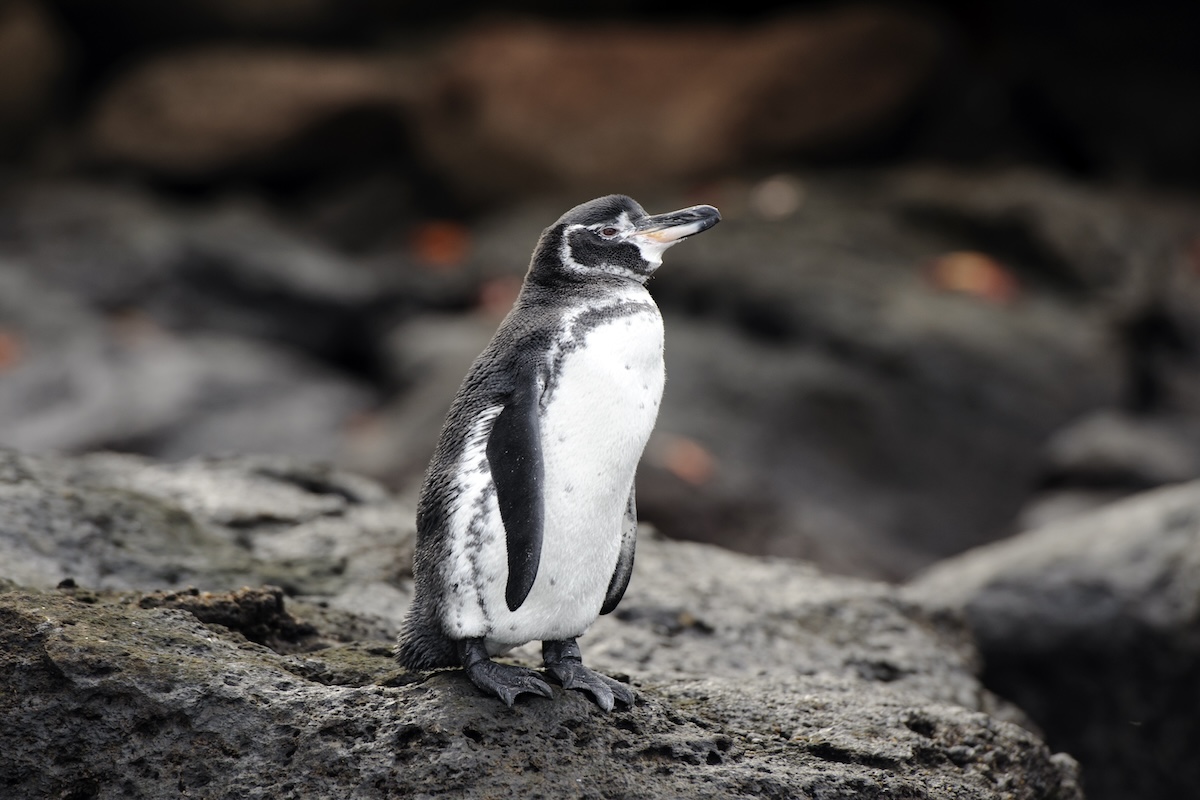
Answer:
559 228 648 283
630 239 668 270
595 211 633 239
559 227 587 273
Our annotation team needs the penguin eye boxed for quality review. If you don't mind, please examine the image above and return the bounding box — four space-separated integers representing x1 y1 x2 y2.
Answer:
598 227 620 238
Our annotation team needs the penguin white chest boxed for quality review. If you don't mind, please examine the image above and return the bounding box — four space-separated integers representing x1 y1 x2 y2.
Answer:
520 304 664 638
442 298 665 651
540 304 665 513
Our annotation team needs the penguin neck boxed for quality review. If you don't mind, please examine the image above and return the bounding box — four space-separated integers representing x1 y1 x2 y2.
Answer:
520 266 652 309
526 249 652 296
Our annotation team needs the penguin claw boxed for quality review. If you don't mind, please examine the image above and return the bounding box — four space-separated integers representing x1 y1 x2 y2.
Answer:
545 660 635 712
464 660 554 707
542 639 634 712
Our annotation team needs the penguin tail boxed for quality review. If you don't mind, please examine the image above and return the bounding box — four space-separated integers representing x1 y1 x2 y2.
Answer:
396 602 459 670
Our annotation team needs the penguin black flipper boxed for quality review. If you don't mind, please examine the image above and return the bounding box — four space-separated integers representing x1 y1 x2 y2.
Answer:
600 485 638 615
486 369 545 612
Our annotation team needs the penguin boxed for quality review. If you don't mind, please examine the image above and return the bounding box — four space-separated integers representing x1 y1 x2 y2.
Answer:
397 195 720 710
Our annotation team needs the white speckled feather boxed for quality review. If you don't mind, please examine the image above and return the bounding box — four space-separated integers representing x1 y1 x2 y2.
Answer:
442 290 664 653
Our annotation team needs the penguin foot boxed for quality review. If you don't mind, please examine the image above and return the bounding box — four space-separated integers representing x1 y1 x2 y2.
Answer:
458 638 553 707
542 639 635 712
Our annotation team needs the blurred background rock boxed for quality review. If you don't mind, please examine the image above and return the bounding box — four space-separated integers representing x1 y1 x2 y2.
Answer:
2 0 1199 581
4 3 1200 798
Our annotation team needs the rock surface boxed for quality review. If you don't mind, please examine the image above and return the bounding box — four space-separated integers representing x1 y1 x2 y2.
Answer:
0 0 63 153
75 7 941 195
411 8 942 200
0 449 1082 799
0 182 379 461
394 168 1200 577
5 168 1198 580
0 449 411 604
86 47 415 177
908 479 1200 800
14 1 1200 190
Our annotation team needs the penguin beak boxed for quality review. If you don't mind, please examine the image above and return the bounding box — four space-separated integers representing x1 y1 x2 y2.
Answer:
632 204 722 245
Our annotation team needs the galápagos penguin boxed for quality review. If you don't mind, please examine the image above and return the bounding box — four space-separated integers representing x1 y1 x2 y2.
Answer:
397 195 720 710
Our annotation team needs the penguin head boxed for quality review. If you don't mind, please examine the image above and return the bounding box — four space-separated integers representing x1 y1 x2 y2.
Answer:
532 195 720 285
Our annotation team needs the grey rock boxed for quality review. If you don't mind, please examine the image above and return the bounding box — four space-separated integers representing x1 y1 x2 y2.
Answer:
0 181 186 308
0 449 414 603
0 259 104 351
0 216 377 460
587 536 995 715
453 170 1137 578
0 450 1082 799
1041 411 1200 487
886 167 1197 303
0 181 386 357
908 480 1200 800
0 320 373 460
1014 488 1133 532
340 313 500 485
1016 411 1200 528
0 586 1083 800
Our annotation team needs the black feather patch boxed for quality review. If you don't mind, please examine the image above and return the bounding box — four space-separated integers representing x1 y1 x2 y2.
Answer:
486 377 545 611
600 485 637 615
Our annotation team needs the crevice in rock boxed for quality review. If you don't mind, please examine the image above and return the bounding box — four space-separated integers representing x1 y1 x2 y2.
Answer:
136 585 325 654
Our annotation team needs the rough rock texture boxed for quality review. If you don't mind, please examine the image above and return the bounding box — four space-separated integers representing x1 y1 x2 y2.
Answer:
908 480 1200 800
0 449 1082 799
0 449 413 608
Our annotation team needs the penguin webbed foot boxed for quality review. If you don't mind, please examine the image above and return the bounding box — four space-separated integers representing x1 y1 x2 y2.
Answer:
458 638 553 707
542 639 635 712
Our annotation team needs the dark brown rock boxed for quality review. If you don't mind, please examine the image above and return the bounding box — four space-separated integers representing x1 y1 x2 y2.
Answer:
79 8 941 194
0 0 64 153
86 46 415 175
52 0 374 40
410 7 943 199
